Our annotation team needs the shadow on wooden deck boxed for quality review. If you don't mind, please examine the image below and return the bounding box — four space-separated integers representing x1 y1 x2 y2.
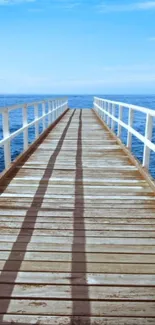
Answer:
0 109 91 324
71 110 91 324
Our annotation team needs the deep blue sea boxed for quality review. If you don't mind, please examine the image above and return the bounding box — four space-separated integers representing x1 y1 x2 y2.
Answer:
0 94 155 178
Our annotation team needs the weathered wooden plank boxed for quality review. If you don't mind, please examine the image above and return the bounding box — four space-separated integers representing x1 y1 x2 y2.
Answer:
1 252 155 263
16 163 139 170
1 284 155 300
1 315 155 325
1 209 155 217
1 228 155 238
0 261 155 273
1 242 155 253
1 300 155 316
0 201 155 209
2 221 155 230
1 235 155 245
2 217 155 224
3 178 148 185
11 168 144 176
1 217 155 225
2 193 155 200
1 272 155 285
2 185 153 195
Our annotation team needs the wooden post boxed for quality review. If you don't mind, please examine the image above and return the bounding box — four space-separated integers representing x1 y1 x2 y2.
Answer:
22 104 28 150
2 109 11 169
143 113 153 169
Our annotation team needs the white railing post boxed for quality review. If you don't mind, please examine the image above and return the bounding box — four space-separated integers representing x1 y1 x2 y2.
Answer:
127 107 134 148
97 99 99 115
60 99 62 115
34 104 39 139
2 109 11 169
59 99 60 116
98 99 100 116
47 101 50 126
105 102 107 124
100 100 102 119
22 104 28 150
61 99 63 115
96 99 98 114
98 99 100 117
52 101 55 122
42 102 46 131
107 102 111 127
66 98 68 111
48 100 52 125
117 105 123 137
97 98 98 114
101 100 103 120
59 99 61 116
143 113 153 168
110 103 112 127
100 100 103 120
54 100 56 120
56 100 58 119
111 104 115 131
54 100 57 121
57 99 60 117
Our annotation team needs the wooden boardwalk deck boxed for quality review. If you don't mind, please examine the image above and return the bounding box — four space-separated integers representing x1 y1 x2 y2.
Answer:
0 108 155 324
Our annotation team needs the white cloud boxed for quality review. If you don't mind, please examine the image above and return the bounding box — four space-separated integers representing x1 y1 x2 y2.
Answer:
99 1 155 13
149 37 155 41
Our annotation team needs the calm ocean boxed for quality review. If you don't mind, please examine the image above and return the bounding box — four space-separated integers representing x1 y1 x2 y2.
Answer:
0 94 155 178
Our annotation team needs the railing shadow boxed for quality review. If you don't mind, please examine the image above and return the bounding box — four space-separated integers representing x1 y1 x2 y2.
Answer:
0 110 75 323
71 110 91 324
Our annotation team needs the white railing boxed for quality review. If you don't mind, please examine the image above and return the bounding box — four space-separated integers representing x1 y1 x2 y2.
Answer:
94 97 155 170
0 97 68 170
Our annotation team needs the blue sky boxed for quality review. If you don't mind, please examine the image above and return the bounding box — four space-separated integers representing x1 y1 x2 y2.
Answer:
0 0 155 94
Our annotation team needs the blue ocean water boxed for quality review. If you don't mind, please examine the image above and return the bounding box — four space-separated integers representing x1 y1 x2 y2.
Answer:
0 94 155 178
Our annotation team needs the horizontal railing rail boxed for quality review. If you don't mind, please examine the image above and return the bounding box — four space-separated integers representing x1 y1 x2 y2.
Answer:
0 97 68 170
94 96 155 170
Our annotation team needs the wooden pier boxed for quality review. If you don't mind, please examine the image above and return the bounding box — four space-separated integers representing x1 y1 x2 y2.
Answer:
0 100 155 324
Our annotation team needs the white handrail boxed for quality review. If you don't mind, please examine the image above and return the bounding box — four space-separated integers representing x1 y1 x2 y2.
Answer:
94 97 155 117
0 97 68 170
94 97 155 170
